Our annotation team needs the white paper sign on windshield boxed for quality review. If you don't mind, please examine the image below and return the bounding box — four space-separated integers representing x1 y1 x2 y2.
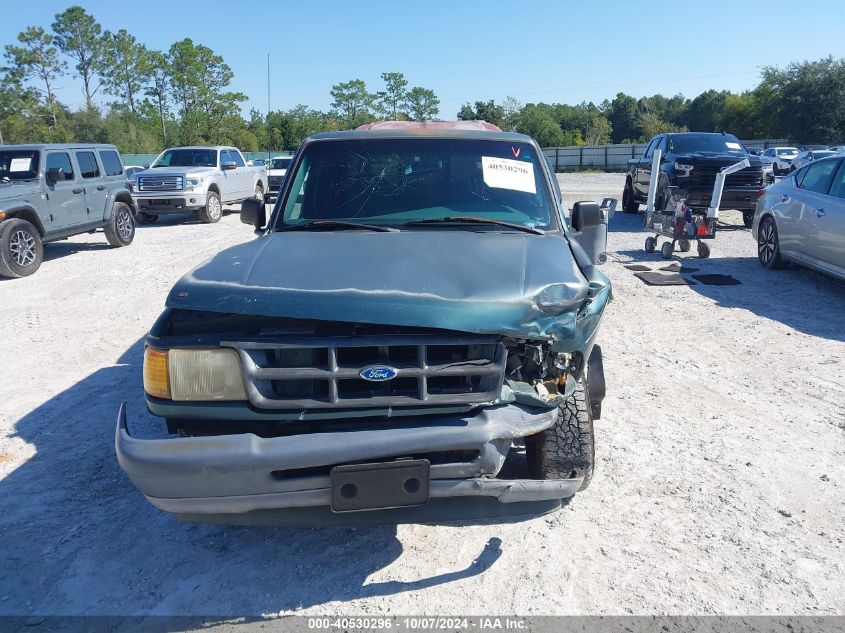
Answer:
481 157 536 194
726 142 742 150
9 157 32 172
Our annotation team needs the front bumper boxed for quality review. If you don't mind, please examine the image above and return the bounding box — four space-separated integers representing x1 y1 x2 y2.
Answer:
681 186 761 211
115 401 582 516
132 191 207 213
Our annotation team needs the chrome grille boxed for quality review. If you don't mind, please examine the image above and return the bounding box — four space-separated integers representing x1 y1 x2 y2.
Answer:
138 176 183 191
268 175 283 188
223 334 506 410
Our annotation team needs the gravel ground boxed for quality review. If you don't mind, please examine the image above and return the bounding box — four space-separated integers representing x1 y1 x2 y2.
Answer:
1 174 843 618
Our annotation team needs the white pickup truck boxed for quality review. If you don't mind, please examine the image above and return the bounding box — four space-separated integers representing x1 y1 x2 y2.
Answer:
129 146 267 223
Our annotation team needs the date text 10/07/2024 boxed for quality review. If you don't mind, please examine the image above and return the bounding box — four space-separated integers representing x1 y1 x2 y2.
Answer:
307 617 528 630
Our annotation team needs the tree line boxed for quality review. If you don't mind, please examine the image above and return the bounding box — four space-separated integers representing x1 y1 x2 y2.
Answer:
1 5 843 151
458 56 845 147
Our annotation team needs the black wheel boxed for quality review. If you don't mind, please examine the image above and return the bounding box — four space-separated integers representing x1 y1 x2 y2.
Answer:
661 241 674 259
697 240 711 259
622 179 639 213
757 216 784 269
104 202 135 247
0 218 43 278
678 239 691 252
644 236 656 253
655 186 675 214
742 210 754 228
525 378 594 491
199 191 222 223
136 212 158 224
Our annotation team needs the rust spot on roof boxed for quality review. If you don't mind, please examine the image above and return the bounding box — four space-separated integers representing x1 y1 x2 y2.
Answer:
356 120 503 132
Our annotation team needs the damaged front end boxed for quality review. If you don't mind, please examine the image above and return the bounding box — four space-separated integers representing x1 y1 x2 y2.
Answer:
116 299 607 523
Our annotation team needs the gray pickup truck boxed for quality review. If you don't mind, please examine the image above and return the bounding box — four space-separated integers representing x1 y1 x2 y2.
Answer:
117 121 611 525
129 146 267 224
0 143 136 278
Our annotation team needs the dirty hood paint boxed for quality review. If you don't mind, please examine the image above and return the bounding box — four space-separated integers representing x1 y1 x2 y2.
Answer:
167 230 606 344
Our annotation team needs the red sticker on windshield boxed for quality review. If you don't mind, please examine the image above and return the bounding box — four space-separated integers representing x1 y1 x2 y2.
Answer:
512 147 521 158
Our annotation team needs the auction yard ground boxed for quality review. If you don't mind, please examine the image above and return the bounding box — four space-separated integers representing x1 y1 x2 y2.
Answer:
0 173 843 616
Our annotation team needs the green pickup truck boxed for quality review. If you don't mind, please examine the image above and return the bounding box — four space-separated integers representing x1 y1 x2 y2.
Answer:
0 143 136 278
117 122 611 525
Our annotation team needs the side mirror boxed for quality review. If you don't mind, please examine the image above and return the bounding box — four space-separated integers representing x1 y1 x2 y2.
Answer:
571 201 610 265
142 163 150 169
46 167 65 185
240 198 266 229
571 201 602 231
222 162 237 171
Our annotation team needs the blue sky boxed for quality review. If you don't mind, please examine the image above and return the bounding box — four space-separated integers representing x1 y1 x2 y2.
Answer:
3 0 845 118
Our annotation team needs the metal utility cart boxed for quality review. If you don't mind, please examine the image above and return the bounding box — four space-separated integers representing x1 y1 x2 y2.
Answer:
641 149 750 259
643 190 714 259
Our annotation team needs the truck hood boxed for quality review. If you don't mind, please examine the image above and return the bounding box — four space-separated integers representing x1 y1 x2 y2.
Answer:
674 152 762 166
0 181 40 201
166 230 605 344
134 166 218 178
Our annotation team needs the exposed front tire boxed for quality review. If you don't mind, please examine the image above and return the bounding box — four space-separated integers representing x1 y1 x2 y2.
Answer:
678 238 691 252
622 179 639 213
661 241 674 259
104 202 135 247
199 191 222 223
742 210 754 228
757 216 784 269
526 378 595 491
644 236 656 253
0 218 43 278
697 240 711 259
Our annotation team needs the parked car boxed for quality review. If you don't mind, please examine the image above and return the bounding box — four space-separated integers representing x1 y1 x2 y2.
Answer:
753 155 845 280
128 146 267 224
0 143 136 278
759 147 799 175
623 132 765 227
116 120 611 524
789 150 837 172
265 155 293 203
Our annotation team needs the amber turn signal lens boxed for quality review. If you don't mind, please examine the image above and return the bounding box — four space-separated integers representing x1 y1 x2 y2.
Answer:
143 348 171 399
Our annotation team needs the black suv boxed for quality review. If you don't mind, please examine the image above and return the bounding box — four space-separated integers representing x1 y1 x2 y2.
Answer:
622 132 764 227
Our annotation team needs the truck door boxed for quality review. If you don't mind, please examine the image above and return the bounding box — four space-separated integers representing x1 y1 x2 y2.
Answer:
635 137 659 197
229 149 251 200
219 149 243 202
74 150 108 224
44 150 86 232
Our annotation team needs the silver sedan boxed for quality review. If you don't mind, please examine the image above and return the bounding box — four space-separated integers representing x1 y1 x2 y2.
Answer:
752 156 845 281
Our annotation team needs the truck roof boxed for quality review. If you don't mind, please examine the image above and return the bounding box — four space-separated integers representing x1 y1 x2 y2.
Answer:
309 120 532 144
160 146 237 151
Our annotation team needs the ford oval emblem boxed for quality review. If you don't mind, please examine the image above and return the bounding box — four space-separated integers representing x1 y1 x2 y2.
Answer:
359 366 398 381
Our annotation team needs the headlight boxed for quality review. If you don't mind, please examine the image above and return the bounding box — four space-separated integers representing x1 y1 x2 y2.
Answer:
674 162 694 176
143 347 247 401
186 177 202 189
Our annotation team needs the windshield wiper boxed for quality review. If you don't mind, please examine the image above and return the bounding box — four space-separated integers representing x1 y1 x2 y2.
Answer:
277 220 398 233
402 216 545 235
